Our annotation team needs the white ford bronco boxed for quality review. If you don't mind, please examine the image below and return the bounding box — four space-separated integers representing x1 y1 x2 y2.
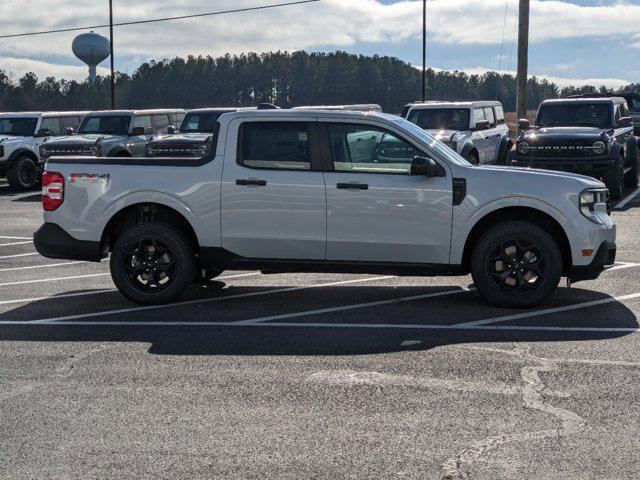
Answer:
404 101 512 165
0 111 86 189
35 110 616 308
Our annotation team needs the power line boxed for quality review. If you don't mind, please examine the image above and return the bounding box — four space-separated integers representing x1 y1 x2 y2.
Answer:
0 0 321 39
497 0 509 71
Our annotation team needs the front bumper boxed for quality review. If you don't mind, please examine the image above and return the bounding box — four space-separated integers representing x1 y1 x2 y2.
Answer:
34 222 105 262
509 150 616 174
570 241 617 283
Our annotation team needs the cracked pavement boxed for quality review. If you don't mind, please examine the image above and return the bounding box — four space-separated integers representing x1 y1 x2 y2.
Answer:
0 182 639 479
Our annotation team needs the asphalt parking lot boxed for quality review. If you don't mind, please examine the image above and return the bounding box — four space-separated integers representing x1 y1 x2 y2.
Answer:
1 180 640 480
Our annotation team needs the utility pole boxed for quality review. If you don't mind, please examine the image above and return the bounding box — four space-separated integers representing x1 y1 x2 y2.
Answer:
109 0 115 109
516 0 529 132
422 0 427 102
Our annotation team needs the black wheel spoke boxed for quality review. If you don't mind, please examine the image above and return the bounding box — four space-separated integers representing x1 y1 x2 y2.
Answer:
123 236 176 294
487 236 546 296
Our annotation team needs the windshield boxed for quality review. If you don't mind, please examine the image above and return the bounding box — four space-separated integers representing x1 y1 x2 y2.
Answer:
407 108 470 131
0 118 38 136
180 112 226 133
537 104 612 127
394 117 473 167
79 115 131 135
629 98 640 114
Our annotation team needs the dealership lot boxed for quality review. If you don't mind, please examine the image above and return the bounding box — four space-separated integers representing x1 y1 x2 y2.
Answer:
1 181 640 479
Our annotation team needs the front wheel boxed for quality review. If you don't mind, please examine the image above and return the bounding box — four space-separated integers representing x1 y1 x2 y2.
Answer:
7 155 38 190
466 151 479 166
471 222 563 308
603 155 624 200
624 150 639 188
110 223 196 305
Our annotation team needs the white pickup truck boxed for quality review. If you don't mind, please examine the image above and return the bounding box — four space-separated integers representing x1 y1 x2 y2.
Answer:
34 110 616 308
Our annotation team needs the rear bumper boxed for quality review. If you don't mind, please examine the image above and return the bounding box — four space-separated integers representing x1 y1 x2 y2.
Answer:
570 241 617 283
34 222 105 262
509 151 616 174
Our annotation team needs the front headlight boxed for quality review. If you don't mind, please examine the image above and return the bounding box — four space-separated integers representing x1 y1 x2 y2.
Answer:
39 145 49 158
579 188 609 224
592 141 607 155
517 142 530 154
196 144 210 157
0 145 5 158
89 145 102 157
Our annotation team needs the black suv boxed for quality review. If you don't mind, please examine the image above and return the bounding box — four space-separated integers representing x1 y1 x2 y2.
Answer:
509 97 639 198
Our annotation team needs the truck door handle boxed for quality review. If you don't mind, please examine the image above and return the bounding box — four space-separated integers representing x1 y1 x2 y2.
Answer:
337 182 369 190
236 179 267 186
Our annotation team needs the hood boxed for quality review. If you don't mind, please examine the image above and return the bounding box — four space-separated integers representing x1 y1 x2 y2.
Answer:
474 164 604 189
0 135 30 143
521 127 606 142
43 134 107 147
148 132 210 145
424 129 457 141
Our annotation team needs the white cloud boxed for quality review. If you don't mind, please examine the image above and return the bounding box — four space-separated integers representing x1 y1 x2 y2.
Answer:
0 0 638 80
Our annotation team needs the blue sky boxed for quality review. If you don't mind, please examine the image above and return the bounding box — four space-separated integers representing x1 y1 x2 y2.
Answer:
0 0 638 88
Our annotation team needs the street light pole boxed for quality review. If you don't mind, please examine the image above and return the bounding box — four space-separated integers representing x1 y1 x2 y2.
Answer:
422 0 426 102
516 0 530 133
109 0 115 109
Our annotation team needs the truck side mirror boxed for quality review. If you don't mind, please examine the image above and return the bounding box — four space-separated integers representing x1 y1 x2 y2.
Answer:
634 124 640 137
618 116 632 128
411 156 445 177
66 127 74 135
35 128 51 137
475 120 490 131
517 119 530 131
167 125 176 134
131 126 146 136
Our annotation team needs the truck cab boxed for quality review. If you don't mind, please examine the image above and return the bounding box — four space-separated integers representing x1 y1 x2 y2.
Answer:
0 111 86 190
40 109 185 160
404 101 512 165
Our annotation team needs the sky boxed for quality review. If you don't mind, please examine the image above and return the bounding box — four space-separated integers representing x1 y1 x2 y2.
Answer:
0 0 638 89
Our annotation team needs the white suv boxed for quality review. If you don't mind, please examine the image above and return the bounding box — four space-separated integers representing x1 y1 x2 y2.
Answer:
404 101 512 165
0 111 86 189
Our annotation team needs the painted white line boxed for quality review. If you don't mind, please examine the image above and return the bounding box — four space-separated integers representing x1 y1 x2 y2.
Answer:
0 289 114 306
0 252 39 260
0 236 32 240
0 261 86 273
614 186 640 210
0 320 637 334
608 262 640 272
0 273 109 287
0 241 32 247
455 292 640 327
0 272 394 325
17 275 397 325
234 287 473 325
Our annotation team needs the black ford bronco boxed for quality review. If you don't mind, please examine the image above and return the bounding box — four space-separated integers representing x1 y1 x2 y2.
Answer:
509 97 639 199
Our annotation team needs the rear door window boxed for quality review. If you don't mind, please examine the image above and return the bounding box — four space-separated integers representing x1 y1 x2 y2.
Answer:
152 114 170 133
133 115 153 135
40 117 63 136
494 105 505 124
238 122 311 170
484 108 496 128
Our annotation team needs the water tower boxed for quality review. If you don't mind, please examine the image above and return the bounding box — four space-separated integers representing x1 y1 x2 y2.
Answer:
72 31 110 84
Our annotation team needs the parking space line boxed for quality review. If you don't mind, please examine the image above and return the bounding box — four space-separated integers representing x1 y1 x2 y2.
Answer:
0 320 637 334
0 289 114 306
613 186 640 210
454 292 640 327
0 273 110 287
0 241 33 247
7 275 396 324
608 262 640 271
0 252 39 260
0 261 86 272
0 236 32 240
234 287 473 325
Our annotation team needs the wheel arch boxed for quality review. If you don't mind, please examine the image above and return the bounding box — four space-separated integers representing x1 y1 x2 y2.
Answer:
8 148 38 163
460 143 479 162
460 206 572 276
106 146 132 157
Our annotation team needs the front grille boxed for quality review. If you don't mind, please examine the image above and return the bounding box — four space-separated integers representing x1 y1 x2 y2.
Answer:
44 145 94 156
147 143 202 157
523 140 603 158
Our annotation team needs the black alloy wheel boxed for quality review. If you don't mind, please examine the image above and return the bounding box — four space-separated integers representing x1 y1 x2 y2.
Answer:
123 238 176 293
487 238 545 296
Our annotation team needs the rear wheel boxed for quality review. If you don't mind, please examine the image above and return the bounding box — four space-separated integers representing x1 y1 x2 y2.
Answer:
471 222 563 308
603 154 624 199
7 155 38 190
110 223 196 305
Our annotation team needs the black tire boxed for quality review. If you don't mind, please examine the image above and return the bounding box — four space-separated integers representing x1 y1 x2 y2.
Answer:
466 151 479 166
471 221 563 308
624 150 639 188
110 223 196 305
603 154 624 200
7 155 38 190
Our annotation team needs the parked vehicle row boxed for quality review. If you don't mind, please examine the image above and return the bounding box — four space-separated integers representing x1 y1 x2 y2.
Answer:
35 109 616 309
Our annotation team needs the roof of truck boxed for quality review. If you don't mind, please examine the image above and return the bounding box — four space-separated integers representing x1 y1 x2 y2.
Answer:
84 109 185 116
0 111 88 118
219 109 401 123
186 107 257 114
407 101 502 109
542 97 625 105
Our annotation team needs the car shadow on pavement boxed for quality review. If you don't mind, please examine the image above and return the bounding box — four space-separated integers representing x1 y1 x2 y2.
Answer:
0 286 636 356
11 193 41 203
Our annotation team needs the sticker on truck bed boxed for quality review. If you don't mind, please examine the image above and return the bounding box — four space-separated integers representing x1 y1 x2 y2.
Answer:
69 173 111 185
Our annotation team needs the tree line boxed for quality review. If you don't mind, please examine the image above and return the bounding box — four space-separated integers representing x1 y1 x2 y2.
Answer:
0 50 637 114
